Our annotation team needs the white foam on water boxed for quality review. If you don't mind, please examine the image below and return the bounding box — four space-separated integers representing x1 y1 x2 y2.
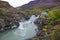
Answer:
0 15 39 40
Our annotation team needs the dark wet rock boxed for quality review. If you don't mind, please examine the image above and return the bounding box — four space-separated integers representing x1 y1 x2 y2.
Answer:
25 15 31 20
34 17 47 30
0 22 19 31
0 1 30 31
4 25 10 29
26 39 32 40
15 22 20 27
25 16 30 20
0 18 20 31
33 17 48 40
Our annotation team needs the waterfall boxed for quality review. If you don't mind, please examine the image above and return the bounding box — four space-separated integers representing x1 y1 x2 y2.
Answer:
0 15 39 40
18 15 39 39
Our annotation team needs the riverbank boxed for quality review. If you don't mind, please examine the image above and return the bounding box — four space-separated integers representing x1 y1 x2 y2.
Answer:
0 15 40 40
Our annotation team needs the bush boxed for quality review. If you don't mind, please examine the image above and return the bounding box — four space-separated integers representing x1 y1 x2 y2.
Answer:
0 10 4 16
53 29 60 40
49 9 60 22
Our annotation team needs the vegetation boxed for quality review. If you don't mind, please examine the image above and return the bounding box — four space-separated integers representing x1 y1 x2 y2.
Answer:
49 9 60 22
0 1 12 8
0 1 60 40
54 29 60 40
0 10 4 16
43 8 60 40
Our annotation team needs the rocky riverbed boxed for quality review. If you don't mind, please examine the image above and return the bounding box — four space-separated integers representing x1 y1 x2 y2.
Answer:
0 1 32 32
0 14 31 32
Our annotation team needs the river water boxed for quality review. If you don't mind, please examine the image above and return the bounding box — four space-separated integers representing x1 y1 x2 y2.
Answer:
0 15 39 40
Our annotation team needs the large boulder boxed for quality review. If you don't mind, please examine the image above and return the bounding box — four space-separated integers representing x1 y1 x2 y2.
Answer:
34 17 47 30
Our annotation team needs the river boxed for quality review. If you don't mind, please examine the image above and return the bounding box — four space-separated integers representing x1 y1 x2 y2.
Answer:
0 15 39 40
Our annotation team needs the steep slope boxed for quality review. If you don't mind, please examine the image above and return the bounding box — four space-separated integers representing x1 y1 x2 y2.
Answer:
0 1 12 8
0 1 27 31
17 0 60 11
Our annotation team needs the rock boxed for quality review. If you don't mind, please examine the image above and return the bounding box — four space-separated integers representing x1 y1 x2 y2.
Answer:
33 17 48 39
25 15 31 20
0 13 20 31
15 22 20 27
11 21 19 29
0 1 27 31
34 17 47 30
0 18 5 31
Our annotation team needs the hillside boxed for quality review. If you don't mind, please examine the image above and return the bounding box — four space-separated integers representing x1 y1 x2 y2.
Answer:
0 0 60 40
0 1 12 8
17 0 60 11
0 1 28 31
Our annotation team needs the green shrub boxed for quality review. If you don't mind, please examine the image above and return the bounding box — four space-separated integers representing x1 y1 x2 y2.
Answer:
53 29 60 40
49 9 60 22
0 10 4 16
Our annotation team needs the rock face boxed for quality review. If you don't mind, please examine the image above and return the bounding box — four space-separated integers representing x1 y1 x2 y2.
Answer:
0 1 12 8
34 15 48 39
17 0 60 11
0 1 24 31
34 17 47 30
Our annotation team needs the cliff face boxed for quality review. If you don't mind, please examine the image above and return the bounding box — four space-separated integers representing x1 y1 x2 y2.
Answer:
0 1 12 8
0 1 25 31
17 0 60 11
